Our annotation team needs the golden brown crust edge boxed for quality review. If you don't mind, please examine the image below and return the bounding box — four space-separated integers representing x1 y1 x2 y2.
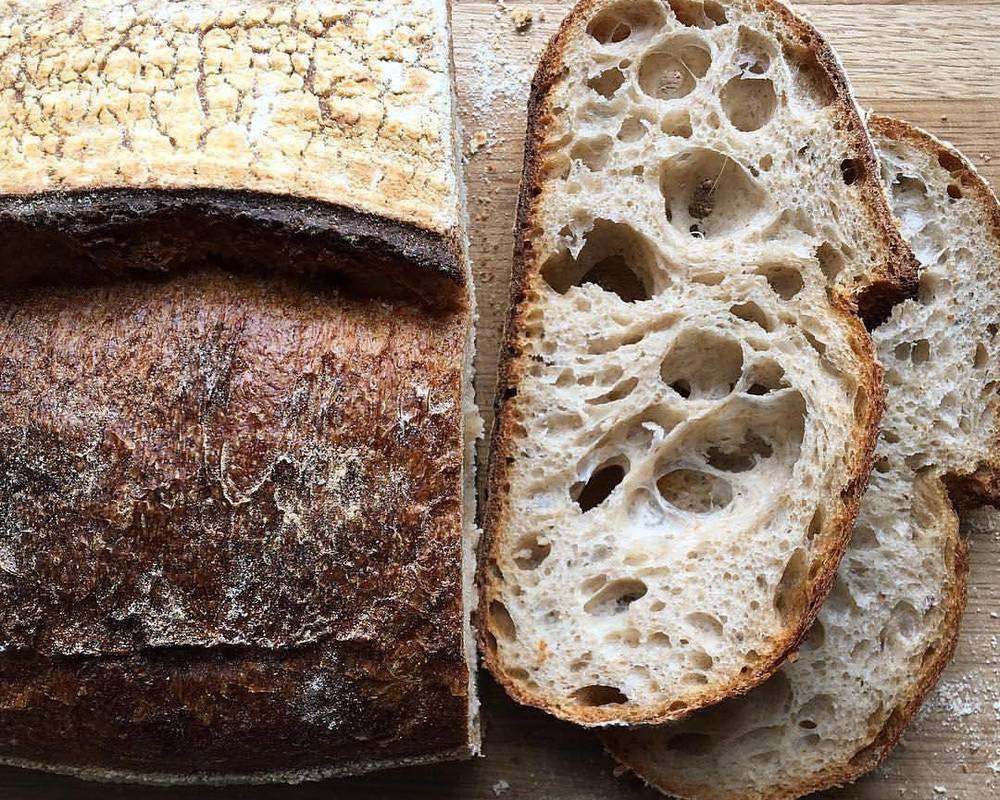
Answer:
478 0 909 727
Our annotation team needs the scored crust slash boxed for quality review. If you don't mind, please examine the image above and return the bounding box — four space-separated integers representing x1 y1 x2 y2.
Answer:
0 0 481 784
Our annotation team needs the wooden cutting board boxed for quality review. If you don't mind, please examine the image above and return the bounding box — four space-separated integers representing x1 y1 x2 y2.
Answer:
4 2 998 798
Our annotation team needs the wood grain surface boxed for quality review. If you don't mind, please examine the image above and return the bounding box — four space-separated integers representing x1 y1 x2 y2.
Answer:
4 1 998 798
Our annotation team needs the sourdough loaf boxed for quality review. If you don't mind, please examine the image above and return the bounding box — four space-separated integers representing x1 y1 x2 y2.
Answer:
480 0 915 726
0 0 480 783
605 118 1000 799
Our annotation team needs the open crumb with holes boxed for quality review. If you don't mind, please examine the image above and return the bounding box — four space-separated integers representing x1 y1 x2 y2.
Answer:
606 120 1000 798
481 0 917 727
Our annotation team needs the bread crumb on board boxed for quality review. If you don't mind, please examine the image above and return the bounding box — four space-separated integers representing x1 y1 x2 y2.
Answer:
509 6 533 31
491 779 511 796
469 128 489 155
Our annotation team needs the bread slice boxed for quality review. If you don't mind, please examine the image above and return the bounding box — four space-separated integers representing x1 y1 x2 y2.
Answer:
604 117 1000 798
0 0 481 783
480 0 915 726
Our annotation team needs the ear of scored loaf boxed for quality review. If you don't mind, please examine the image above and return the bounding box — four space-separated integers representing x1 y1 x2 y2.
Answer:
604 117 1000 799
480 0 916 727
0 0 481 784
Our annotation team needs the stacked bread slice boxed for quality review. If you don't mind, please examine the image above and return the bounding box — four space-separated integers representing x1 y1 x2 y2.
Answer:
482 0 999 796
604 117 1000 799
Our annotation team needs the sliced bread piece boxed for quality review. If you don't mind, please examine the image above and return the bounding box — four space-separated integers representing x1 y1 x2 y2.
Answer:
604 117 1000 798
480 0 915 726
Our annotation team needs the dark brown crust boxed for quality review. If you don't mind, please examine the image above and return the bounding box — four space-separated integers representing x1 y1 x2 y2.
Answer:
605 117 999 800
478 0 910 727
0 188 466 294
0 188 474 780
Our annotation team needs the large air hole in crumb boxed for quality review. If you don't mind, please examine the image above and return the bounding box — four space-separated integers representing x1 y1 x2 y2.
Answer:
570 684 628 706
938 149 965 174
816 242 845 281
840 158 863 186
490 600 517 641
587 376 639 405
774 548 807 624
587 67 626 98
706 432 773 472
573 458 628 512
661 110 694 138
660 149 770 239
617 116 648 142
570 136 614 171
745 359 787 395
658 469 733 513
882 600 920 647
638 35 711 100
540 220 656 301
667 0 727 28
584 578 648 615
686 612 724 640
660 329 743 399
756 264 803 300
513 534 551 570
736 26 773 74
807 506 825 541
825 578 859 615
781 37 836 109
690 650 714 670
975 342 989 368
720 76 776 131
731 301 773 332
587 1 664 45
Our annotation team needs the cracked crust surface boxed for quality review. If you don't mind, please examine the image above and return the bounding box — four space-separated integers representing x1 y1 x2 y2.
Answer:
480 0 914 727
0 0 461 238
0 0 480 784
604 117 1000 799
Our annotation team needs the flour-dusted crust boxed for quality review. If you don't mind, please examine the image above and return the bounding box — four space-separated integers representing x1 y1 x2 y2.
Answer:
480 0 914 727
0 0 463 238
0 0 480 785
603 117 1000 799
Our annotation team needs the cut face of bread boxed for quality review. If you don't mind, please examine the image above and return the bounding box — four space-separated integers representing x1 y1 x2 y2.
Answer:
481 0 914 726
0 0 481 784
604 119 1000 798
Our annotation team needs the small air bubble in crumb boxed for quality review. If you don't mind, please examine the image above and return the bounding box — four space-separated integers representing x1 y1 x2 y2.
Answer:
492 779 511 796
469 129 489 155
510 6 533 31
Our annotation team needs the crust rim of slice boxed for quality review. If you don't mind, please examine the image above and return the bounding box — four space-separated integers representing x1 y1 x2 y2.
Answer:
478 0 916 727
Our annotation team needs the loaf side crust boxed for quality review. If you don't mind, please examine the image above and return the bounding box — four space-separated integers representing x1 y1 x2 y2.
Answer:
0 0 479 782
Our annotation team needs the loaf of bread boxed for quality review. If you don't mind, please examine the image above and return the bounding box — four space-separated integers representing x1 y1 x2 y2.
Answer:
605 118 1000 799
480 0 915 727
0 0 480 783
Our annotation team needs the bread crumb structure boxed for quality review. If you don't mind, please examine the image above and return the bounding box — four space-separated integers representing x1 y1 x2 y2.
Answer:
0 0 480 784
482 0 915 727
